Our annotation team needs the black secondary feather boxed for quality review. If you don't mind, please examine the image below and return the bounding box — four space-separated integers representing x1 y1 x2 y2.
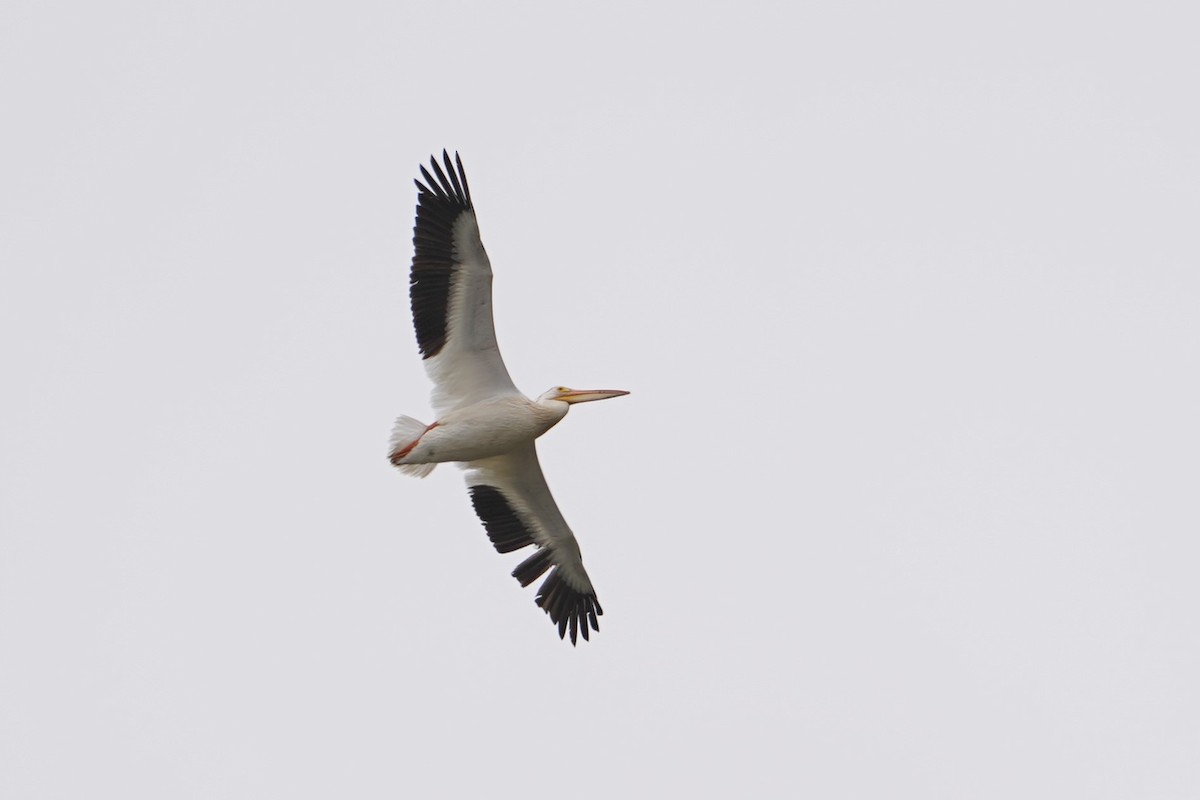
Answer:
469 485 534 554
512 547 554 587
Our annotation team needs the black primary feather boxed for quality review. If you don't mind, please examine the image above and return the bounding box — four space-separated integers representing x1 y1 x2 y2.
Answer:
409 150 473 360
468 484 603 646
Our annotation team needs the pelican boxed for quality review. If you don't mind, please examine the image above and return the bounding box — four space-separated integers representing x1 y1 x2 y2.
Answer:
388 151 628 644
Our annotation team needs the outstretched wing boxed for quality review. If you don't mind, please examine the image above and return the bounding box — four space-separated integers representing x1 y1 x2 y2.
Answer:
410 151 519 415
465 445 603 645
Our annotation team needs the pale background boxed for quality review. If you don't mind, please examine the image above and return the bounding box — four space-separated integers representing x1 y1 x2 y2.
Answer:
2 1 1197 797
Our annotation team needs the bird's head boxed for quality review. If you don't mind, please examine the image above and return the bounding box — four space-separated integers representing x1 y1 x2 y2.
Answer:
538 386 630 406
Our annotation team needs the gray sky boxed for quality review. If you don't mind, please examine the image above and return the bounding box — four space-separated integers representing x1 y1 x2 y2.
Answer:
2 1 1198 797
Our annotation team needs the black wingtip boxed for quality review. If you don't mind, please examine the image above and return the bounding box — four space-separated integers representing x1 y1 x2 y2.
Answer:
416 151 471 210
534 569 602 646
467 483 603 645
454 152 472 207
442 150 466 204
409 150 476 360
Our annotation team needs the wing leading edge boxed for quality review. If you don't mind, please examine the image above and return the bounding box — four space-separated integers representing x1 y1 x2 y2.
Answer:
410 151 518 415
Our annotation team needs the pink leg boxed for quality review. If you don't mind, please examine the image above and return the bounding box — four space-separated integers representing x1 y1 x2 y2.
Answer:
389 422 440 464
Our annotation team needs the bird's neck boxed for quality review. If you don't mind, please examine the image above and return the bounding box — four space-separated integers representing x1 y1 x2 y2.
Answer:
533 398 570 427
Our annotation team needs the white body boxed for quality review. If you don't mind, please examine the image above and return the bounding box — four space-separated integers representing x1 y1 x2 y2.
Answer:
395 395 568 465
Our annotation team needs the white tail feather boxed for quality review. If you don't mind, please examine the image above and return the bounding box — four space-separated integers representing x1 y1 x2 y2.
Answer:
389 414 428 450
397 462 436 478
389 415 437 478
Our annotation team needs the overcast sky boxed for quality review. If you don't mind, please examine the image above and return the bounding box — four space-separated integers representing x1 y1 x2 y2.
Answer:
2 1 1198 797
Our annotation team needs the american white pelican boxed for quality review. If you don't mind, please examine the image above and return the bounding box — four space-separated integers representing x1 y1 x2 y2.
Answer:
389 151 628 644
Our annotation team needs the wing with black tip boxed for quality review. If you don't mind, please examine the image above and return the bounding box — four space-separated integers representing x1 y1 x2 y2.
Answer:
410 151 519 415
465 445 602 645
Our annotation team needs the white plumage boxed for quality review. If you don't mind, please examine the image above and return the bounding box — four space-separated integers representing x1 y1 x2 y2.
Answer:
388 152 628 644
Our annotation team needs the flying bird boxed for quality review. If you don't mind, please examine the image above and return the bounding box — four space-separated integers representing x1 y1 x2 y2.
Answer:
389 151 628 644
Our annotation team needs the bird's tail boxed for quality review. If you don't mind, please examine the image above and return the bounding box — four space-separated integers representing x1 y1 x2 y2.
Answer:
388 415 437 478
